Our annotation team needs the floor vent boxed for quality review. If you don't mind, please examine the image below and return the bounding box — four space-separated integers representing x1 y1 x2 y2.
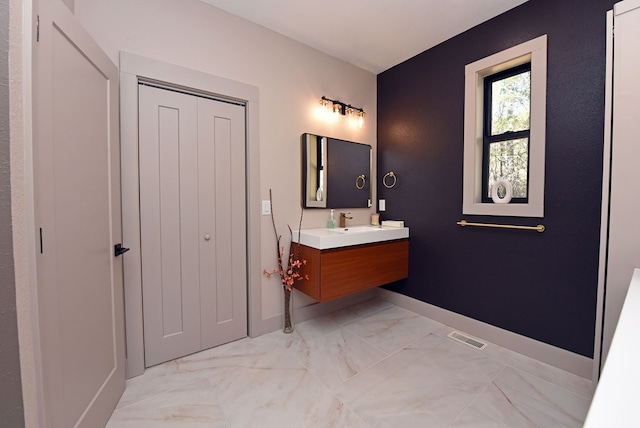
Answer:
448 331 487 350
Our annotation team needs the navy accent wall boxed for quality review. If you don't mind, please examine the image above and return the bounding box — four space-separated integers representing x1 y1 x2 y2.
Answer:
377 0 615 358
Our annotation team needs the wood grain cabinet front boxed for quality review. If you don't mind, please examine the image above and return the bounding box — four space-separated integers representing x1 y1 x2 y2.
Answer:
291 239 409 302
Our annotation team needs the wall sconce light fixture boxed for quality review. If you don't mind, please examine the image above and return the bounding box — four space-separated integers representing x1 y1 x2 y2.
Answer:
319 96 366 128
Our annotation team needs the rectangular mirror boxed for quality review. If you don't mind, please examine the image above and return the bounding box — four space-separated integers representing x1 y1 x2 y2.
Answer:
301 133 372 208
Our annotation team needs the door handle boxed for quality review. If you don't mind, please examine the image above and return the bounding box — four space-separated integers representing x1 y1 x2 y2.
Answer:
114 243 130 257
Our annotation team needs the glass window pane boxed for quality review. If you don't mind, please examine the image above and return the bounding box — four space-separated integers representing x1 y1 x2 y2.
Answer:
491 71 531 135
487 138 528 198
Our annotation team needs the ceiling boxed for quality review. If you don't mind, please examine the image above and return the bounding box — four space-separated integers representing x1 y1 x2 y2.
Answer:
200 0 528 74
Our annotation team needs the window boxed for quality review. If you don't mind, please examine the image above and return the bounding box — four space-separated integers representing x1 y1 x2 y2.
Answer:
463 35 547 217
482 63 531 203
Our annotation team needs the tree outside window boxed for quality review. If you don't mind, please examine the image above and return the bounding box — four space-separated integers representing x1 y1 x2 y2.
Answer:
482 64 531 202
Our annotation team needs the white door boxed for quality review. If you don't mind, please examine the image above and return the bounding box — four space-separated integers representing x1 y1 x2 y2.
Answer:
601 0 640 365
32 0 125 427
139 84 247 367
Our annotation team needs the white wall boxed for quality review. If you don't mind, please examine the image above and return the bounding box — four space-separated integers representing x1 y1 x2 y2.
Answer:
9 0 375 424
75 0 377 322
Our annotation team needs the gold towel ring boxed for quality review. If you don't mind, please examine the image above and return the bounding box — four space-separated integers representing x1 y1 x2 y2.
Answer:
383 171 397 188
355 174 366 190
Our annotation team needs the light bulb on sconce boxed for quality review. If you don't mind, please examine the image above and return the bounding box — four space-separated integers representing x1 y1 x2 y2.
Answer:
319 97 328 111
319 96 365 128
332 102 342 121
346 107 355 127
318 97 330 120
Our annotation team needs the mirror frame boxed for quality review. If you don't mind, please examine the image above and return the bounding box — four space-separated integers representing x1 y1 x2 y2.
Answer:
301 133 372 209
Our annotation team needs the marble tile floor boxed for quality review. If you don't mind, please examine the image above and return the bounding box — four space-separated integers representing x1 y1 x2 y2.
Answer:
107 299 593 428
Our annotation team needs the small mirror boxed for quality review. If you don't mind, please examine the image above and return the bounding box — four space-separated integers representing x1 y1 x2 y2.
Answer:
301 133 372 208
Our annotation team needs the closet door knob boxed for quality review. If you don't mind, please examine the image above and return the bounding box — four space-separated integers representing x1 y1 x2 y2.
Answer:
204 234 211 241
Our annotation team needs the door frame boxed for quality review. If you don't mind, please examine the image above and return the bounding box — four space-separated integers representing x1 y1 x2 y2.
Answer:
120 52 262 378
593 9 613 386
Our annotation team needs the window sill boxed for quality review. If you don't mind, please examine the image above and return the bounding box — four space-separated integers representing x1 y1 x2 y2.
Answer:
463 202 543 218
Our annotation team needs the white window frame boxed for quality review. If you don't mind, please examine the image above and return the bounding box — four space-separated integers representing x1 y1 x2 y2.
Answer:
463 35 547 217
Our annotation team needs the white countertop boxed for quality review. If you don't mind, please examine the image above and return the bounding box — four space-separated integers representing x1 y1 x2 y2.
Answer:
292 225 409 250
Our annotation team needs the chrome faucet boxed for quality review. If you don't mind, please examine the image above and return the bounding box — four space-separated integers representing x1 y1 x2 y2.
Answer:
339 212 353 228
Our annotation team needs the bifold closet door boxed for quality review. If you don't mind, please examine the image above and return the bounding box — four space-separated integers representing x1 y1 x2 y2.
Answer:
139 85 247 367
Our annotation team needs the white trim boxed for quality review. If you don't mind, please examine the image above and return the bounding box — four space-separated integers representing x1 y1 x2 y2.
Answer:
379 289 593 379
463 35 547 218
259 289 380 334
594 10 614 387
295 289 378 321
14 0 47 425
119 52 261 378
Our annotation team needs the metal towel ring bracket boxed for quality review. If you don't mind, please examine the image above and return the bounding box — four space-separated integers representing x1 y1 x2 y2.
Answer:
383 171 397 188
355 174 366 190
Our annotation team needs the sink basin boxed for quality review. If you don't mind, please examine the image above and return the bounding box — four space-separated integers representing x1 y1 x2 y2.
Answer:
292 225 409 250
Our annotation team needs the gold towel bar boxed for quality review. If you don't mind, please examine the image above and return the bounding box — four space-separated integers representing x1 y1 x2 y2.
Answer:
457 220 545 233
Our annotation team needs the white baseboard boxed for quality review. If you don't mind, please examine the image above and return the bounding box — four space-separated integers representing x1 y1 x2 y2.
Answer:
250 289 379 337
379 289 593 379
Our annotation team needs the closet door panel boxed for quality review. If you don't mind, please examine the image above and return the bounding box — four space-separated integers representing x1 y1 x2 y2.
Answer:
139 85 201 366
198 97 247 349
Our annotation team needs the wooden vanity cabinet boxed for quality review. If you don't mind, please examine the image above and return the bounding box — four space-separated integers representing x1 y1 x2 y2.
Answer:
291 239 409 302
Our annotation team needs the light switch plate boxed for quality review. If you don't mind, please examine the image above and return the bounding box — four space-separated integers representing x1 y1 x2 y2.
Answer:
261 200 271 215
379 199 386 211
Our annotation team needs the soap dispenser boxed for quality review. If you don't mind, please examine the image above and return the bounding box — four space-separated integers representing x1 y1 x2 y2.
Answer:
327 209 336 229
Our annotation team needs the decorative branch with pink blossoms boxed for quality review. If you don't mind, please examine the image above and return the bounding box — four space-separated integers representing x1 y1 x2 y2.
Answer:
262 189 308 332
262 189 308 289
